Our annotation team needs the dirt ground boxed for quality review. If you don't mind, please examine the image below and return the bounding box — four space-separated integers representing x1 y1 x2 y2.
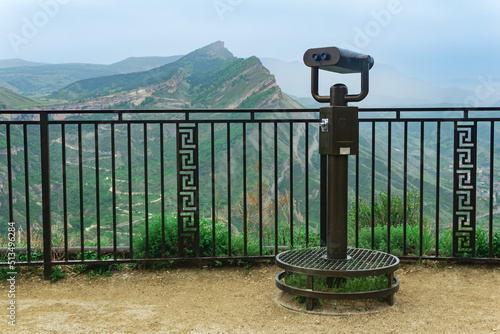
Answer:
1 261 499 334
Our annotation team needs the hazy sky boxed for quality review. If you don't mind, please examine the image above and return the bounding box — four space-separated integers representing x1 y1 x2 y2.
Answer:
0 0 499 83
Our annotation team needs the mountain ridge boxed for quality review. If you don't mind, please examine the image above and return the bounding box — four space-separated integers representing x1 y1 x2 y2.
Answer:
42 41 302 110
0 58 47 68
0 56 182 97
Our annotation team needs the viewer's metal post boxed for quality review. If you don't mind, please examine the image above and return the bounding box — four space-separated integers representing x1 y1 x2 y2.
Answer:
304 47 373 260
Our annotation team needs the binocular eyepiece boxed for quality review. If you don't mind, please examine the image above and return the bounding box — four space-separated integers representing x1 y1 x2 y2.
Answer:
304 47 374 74
304 46 374 104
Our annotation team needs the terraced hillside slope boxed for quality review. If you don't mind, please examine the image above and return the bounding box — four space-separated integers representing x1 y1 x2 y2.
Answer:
44 41 302 110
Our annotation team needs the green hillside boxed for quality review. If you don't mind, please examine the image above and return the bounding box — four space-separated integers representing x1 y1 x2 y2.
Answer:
0 58 46 68
0 86 40 109
50 42 233 101
48 41 302 110
0 57 180 97
108 56 182 73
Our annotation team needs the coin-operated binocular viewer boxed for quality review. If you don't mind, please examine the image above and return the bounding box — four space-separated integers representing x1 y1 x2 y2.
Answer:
304 47 374 260
275 49 399 310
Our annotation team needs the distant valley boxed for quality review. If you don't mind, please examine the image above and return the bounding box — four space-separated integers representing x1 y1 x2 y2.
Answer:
0 55 182 98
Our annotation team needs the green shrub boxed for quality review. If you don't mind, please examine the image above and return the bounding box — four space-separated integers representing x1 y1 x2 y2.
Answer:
133 215 178 259
50 266 66 283
348 189 500 258
348 189 434 255
438 228 453 256
0 267 19 281
18 250 43 262
349 188 422 232
73 250 123 278
263 222 321 251
439 227 500 258
355 223 435 256
133 214 265 259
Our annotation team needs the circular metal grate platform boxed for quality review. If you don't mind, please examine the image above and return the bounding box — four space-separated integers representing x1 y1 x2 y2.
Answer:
276 247 400 277
275 247 400 309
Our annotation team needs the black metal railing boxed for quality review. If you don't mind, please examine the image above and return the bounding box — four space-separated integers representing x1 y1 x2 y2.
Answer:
0 108 499 279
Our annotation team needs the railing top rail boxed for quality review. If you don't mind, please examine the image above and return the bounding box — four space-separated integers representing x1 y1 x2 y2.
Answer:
1 106 500 115
2 107 500 124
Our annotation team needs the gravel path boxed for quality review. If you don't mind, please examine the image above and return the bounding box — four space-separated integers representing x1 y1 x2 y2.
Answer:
2 261 499 333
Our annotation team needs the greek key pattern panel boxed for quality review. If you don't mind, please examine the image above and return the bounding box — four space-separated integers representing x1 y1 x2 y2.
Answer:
177 123 199 256
453 124 476 257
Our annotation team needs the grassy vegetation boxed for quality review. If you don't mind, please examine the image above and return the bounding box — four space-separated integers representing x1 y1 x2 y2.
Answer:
0 57 180 97
50 42 231 102
283 272 389 303
0 86 40 109
348 190 500 257
133 215 263 259
47 42 291 110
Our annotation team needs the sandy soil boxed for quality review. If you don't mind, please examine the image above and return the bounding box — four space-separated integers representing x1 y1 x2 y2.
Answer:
1 261 499 333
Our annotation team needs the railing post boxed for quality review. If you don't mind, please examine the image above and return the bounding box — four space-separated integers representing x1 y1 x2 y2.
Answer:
453 123 476 257
176 123 200 257
40 112 52 279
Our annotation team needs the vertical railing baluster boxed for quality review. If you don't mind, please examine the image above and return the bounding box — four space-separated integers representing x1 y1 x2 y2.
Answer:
227 122 232 256
111 123 117 259
23 124 31 262
403 122 408 255
289 123 294 249
274 122 279 254
161 124 166 258
243 123 247 256
305 123 310 247
144 123 149 258
419 122 424 256
489 121 495 258
387 122 392 254
127 124 133 258
40 112 52 280
61 125 68 262
6 124 15 265
435 122 441 256
6 124 13 239
355 139 360 249
211 123 216 257
78 124 84 261
94 124 101 259
258 122 263 255
371 122 375 250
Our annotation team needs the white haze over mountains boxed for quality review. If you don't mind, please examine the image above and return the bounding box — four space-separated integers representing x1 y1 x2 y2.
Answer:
261 58 500 108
